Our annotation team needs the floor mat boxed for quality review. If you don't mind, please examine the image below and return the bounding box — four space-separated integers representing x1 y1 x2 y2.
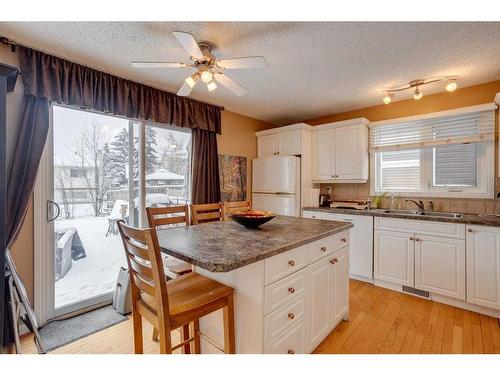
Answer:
39 305 128 351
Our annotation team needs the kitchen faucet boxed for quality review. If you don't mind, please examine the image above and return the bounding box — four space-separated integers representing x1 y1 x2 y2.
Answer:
406 199 424 211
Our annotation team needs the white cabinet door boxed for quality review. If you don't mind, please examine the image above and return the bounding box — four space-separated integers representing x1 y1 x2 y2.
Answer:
466 225 500 310
258 134 278 157
330 247 349 326
334 126 363 179
374 230 414 287
415 235 466 300
312 129 334 180
308 256 331 350
278 130 301 156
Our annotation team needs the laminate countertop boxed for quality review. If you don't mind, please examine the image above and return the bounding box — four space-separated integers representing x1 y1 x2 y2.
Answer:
156 215 353 273
303 206 500 227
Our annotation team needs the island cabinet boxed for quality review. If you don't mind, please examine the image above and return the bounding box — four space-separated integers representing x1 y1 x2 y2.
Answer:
194 229 350 354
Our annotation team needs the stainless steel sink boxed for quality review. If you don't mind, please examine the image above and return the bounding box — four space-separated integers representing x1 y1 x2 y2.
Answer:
372 209 463 219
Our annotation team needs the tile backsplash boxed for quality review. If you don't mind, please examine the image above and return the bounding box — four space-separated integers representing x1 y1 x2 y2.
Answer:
319 178 500 215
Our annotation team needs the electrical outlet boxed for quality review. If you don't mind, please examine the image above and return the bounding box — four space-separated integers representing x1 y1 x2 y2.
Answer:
326 186 332 194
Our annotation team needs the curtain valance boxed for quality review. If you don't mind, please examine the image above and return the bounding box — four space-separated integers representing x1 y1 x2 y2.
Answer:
19 46 221 134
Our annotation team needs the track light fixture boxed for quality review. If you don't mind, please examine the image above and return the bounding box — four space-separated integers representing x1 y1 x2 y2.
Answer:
382 76 458 104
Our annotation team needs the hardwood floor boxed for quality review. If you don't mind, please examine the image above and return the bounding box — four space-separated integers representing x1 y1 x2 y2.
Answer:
313 280 500 354
12 279 500 354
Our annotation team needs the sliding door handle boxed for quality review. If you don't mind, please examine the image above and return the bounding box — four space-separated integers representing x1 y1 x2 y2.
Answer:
47 200 60 222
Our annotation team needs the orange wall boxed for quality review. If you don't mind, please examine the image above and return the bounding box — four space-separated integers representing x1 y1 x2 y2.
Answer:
304 80 500 125
218 111 274 197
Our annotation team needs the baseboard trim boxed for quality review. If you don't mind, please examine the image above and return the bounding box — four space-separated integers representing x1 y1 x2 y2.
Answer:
349 274 374 284
374 279 500 318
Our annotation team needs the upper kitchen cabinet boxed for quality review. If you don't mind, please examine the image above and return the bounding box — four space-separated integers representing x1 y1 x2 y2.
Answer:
312 118 369 183
256 123 312 157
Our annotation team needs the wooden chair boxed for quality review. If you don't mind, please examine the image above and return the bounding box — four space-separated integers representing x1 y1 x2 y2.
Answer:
146 205 192 278
223 201 251 216
190 203 225 225
117 220 235 354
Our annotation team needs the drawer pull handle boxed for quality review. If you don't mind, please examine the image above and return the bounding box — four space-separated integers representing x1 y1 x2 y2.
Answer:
467 228 473 233
415 238 420 242
341 238 347 243
288 287 295 294
330 258 337 264
288 313 295 320
312 216 316 219
409 237 414 241
287 349 295 354
288 260 295 267
320 246 327 252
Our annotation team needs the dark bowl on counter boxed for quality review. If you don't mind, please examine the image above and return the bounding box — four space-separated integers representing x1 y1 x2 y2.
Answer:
227 210 277 228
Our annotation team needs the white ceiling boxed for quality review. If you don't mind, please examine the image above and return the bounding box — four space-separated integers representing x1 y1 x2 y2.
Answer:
1 22 500 125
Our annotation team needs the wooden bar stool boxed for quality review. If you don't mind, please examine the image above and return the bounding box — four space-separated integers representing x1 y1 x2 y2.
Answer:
117 220 235 354
223 201 251 217
146 205 192 278
190 203 225 225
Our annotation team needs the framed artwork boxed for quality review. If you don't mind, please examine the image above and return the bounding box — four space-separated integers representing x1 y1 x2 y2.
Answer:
218 154 247 202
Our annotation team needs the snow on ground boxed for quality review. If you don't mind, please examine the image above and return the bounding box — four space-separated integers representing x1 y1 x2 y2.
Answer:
55 214 126 308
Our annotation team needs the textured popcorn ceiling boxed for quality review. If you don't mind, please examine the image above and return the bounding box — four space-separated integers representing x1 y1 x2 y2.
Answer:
1 22 500 125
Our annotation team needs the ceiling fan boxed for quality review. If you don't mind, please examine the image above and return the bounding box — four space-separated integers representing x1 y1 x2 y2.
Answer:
132 31 266 97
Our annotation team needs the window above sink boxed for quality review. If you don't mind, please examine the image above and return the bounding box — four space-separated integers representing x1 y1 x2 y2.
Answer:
370 103 496 199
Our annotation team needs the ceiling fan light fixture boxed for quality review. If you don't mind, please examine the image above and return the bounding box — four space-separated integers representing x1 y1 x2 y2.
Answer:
201 70 214 84
413 87 423 100
185 72 199 88
207 81 217 92
445 79 458 92
383 92 394 105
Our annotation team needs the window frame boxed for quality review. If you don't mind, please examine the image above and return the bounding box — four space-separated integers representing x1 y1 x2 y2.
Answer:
371 140 493 199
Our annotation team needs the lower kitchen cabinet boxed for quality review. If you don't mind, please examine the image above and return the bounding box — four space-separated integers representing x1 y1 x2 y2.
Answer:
415 234 465 300
309 246 350 350
466 225 500 310
330 246 349 324
374 229 415 287
309 255 331 349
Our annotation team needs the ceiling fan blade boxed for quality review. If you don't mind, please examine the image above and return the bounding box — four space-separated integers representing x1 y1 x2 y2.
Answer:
173 31 204 60
177 78 198 96
217 56 266 69
214 73 247 96
131 61 187 68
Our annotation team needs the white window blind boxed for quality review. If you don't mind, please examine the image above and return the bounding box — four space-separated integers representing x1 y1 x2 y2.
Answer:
379 149 420 190
369 104 496 153
433 143 477 187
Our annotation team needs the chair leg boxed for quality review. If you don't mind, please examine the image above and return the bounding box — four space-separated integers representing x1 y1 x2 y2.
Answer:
158 326 173 354
192 319 201 354
152 328 159 342
223 294 235 354
182 325 191 354
132 312 143 354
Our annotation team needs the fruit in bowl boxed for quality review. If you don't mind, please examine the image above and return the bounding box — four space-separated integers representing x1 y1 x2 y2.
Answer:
227 210 277 228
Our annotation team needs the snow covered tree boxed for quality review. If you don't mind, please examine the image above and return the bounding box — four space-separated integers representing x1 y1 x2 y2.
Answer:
109 128 131 186
144 126 158 174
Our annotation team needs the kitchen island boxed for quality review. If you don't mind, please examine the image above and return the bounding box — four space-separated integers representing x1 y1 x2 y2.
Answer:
156 215 353 354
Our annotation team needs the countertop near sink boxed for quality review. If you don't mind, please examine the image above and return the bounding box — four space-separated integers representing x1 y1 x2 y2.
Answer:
303 206 500 227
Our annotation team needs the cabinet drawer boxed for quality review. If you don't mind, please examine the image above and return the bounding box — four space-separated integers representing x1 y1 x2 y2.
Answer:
265 244 309 285
265 294 307 343
265 268 307 315
331 230 350 252
308 237 335 263
375 217 465 239
265 318 307 354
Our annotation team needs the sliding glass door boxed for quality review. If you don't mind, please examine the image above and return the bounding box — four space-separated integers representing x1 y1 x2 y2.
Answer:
35 104 191 321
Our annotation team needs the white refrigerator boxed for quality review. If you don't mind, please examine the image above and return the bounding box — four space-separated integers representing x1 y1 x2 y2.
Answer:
252 156 300 216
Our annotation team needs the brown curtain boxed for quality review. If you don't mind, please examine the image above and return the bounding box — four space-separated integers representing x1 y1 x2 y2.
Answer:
191 128 221 204
2 95 49 345
19 47 221 134
6 96 49 245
